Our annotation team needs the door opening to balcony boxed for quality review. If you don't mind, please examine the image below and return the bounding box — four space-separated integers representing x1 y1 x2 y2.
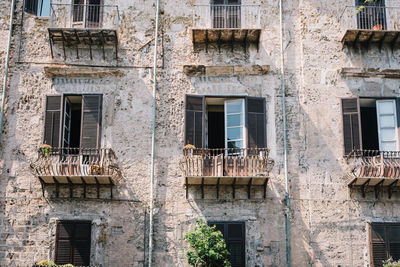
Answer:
212 0 241 28
359 98 399 151
356 0 386 30
63 95 82 150
72 0 102 28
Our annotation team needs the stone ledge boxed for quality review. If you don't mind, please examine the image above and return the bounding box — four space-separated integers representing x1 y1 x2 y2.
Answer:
340 67 400 79
183 65 270 77
44 66 125 78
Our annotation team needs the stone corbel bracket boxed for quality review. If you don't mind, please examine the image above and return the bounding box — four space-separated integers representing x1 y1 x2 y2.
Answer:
183 65 270 77
340 67 400 79
44 66 125 78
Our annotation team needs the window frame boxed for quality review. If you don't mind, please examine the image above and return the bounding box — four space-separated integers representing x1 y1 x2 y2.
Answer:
55 220 92 266
369 222 400 267
208 221 246 267
184 94 266 150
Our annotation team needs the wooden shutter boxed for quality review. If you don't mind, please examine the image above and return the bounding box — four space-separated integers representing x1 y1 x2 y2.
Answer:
389 225 400 261
55 221 91 265
55 222 74 265
185 95 205 148
227 223 245 267
80 95 102 149
247 97 266 149
73 222 92 266
44 96 62 148
341 98 362 155
24 0 38 14
371 224 388 267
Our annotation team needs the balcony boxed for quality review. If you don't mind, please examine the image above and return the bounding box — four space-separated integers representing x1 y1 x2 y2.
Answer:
48 4 119 59
31 147 120 199
347 150 400 198
340 6 400 49
192 4 261 51
180 148 273 199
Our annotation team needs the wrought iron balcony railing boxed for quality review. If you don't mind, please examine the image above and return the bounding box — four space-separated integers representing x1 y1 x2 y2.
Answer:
181 148 272 178
347 150 400 179
49 4 119 29
31 147 120 182
192 4 260 29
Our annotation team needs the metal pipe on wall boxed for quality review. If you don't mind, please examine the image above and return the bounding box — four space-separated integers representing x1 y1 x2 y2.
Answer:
0 0 16 146
279 0 291 266
148 0 160 265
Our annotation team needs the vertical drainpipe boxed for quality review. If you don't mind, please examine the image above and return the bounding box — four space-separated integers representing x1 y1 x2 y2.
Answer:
148 0 160 266
0 0 16 146
279 0 291 266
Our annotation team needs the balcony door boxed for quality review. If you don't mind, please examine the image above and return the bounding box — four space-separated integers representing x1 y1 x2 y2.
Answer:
211 0 241 28
225 99 245 155
356 0 386 30
376 100 399 151
72 0 102 28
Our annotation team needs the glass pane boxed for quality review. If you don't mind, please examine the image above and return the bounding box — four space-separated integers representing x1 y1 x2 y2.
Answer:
227 128 242 141
378 100 395 114
390 226 400 242
226 100 243 114
228 224 243 238
227 140 243 149
227 114 243 127
381 129 397 141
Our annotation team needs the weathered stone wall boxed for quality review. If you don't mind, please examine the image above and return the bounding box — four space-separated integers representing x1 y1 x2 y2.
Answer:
2 0 400 266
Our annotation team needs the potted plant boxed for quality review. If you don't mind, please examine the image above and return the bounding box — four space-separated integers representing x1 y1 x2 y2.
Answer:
184 218 231 267
39 144 52 158
183 144 196 156
383 258 400 267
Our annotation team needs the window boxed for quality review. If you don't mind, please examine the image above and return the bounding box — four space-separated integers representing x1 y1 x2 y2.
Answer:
341 98 400 155
44 94 102 149
185 95 266 151
55 221 91 265
208 221 245 267
211 0 241 28
370 223 400 267
72 0 103 28
24 0 50 16
356 0 386 30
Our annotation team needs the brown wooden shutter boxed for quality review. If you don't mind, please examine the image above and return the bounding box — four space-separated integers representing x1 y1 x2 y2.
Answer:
341 98 362 155
44 96 62 148
73 222 92 266
55 221 91 265
80 95 102 149
185 95 205 148
247 97 266 149
389 225 400 261
371 224 388 267
55 222 74 265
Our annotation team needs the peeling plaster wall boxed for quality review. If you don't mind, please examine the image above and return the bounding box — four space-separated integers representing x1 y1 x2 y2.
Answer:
2 0 400 266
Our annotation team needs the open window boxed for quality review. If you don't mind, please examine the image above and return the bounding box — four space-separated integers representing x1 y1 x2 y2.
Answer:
44 94 102 150
211 0 241 28
72 0 103 28
185 95 266 153
341 97 400 155
24 0 50 16
208 221 245 267
356 0 386 30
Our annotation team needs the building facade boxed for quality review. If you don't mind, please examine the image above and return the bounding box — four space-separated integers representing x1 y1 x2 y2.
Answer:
0 0 400 266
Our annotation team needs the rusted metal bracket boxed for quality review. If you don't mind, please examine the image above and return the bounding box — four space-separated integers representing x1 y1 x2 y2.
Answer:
374 179 385 199
361 178 371 198
388 180 398 199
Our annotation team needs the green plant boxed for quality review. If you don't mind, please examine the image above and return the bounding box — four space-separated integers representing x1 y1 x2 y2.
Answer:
39 144 52 158
384 258 400 267
34 261 75 267
184 218 231 267
357 0 378 12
